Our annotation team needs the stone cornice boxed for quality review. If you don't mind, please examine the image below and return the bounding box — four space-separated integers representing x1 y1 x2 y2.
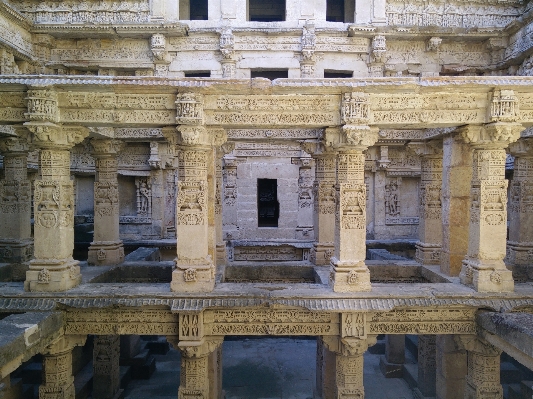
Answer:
30 22 188 38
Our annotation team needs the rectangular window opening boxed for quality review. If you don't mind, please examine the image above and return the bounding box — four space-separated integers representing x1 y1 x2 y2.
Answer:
251 69 288 80
184 71 211 78
258 179 279 227
324 70 353 78
248 0 286 22
180 0 208 20
326 0 345 22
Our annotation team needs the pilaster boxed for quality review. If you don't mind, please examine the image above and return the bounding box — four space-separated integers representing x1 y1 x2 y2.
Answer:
293 156 314 240
0 129 33 264
329 93 378 292
93 335 123 399
219 28 236 79
303 140 336 266
88 139 124 266
411 141 443 265
215 140 235 266
39 335 86 399
506 137 533 277
458 122 524 292
322 335 378 399
457 335 503 399
23 87 89 292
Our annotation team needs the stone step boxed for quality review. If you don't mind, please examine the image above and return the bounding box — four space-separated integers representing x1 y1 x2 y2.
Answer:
130 355 156 380
74 360 93 399
402 363 418 390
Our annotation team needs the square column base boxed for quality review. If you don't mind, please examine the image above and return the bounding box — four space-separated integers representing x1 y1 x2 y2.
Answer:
415 242 441 265
0 239 34 263
379 355 403 378
460 259 514 293
311 243 334 266
329 258 371 292
88 241 124 266
25 258 81 292
171 257 215 293
505 242 533 266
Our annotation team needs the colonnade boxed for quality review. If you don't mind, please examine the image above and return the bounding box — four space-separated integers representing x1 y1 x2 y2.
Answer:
1 332 503 399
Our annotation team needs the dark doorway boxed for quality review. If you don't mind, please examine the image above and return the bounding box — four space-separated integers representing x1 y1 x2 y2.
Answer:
326 0 345 22
248 0 286 21
251 70 289 80
190 0 208 20
324 70 353 78
257 179 279 227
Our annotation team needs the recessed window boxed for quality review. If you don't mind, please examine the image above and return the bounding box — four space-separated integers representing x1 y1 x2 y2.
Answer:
248 0 286 22
184 71 211 78
326 0 354 23
179 0 208 20
258 179 279 227
251 69 288 80
324 70 353 78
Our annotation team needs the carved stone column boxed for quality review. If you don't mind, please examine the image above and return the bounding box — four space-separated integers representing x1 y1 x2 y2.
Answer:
322 335 378 398
87 139 124 266
215 141 234 266
39 335 86 399
222 156 238 243
219 28 236 79
435 335 467 399
379 335 405 378
171 93 224 293
457 336 503 399
506 137 533 277
316 337 337 399
23 88 89 292
303 140 336 266
458 122 523 292
93 335 122 399
413 335 436 399
300 22 316 78
0 130 33 264
168 324 224 399
330 93 378 292
412 141 443 265
294 156 314 240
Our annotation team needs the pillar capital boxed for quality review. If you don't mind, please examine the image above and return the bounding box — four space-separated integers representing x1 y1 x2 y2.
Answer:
0 127 31 154
339 125 379 151
25 123 89 150
45 335 87 356
457 122 524 148
322 335 378 356
455 335 502 357
508 136 533 156
408 139 443 157
90 138 124 157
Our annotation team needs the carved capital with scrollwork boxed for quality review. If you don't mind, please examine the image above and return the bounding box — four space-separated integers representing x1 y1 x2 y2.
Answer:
457 123 524 148
90 138 124 157
25 123 89 150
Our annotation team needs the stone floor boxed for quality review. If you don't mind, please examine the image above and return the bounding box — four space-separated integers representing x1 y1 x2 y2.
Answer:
121 337 414 399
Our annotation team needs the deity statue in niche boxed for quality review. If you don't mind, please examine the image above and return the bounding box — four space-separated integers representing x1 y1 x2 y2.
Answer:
385 180 400 217
139 182 150 214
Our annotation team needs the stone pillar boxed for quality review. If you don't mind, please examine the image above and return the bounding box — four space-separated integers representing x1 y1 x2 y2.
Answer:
457 335 503 399
219 28 236 79
306 143 336 266
39 335 86 399
414 335 436 399
441 133 472 276
379 335 405 378
458 122 524 292
171 93 225 293
215 141 234 266
316 336 337 399
412 141 443 265
300 22 316 78
168 331 224 399
222 156 238 243
329 93 378 292
0 374 22 399
506 137 533 277
0 131 33 264
93 335 122 399
294 156 314 240
322 335 377 398
435 335 467 399
87 139 124 266
23 88 88 292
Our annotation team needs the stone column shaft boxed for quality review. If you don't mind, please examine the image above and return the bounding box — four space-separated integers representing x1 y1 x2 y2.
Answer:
311 153 336 265
414 335 436 399
379 335 405 378
88 140 124 266
415 144 443 265
0 134 33 263
435 335 467 399
93 335 122 399
458 336 503 399
506 138 533 278
330 148 372 292
441 134 472 276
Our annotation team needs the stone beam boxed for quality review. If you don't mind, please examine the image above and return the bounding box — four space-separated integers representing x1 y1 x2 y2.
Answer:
476 311 533 370
0 312 64 379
